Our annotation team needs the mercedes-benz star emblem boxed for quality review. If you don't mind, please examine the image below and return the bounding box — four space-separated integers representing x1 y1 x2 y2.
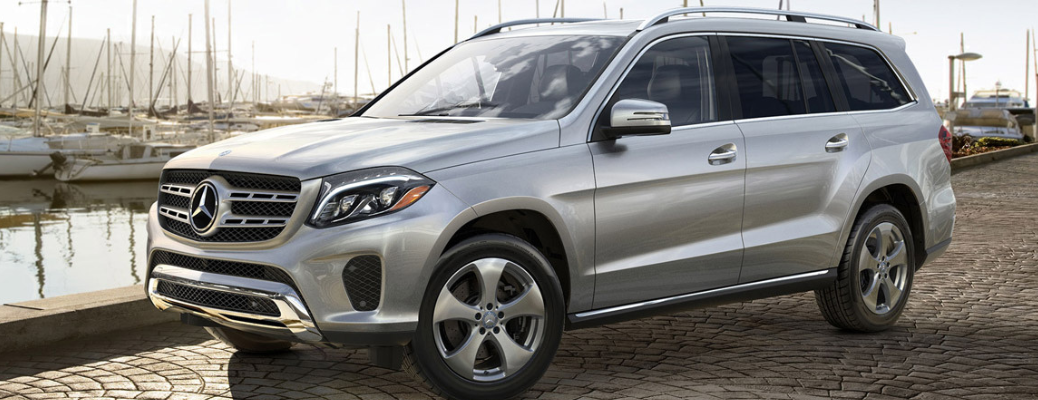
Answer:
190 182 219 233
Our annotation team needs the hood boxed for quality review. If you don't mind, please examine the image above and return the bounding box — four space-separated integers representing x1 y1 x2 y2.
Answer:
165 117 560 180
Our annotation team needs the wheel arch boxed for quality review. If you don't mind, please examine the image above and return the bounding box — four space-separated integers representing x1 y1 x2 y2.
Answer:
837 175 928 269
433 198 579 312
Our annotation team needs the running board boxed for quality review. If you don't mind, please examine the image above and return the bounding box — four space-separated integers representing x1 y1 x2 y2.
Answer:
566 269 837 330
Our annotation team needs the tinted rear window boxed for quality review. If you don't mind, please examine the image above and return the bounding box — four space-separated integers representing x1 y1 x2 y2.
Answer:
824 43 911 111
727 37 806 119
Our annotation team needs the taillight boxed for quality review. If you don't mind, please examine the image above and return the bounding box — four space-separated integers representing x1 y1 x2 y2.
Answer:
938 125 953 163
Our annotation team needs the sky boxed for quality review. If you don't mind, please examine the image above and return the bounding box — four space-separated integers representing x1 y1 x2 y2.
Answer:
0 0 1036 102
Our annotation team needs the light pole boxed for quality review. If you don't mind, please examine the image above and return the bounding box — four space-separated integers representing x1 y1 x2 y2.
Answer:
948 52 982 111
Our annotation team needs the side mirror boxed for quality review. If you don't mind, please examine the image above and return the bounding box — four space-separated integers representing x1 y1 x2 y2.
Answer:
604 99 672 138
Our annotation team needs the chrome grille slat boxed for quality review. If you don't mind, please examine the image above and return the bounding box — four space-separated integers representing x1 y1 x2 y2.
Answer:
219 214 289 228
227 190 299 202
157 170 301 243
159 206 190 224
160 184 194 197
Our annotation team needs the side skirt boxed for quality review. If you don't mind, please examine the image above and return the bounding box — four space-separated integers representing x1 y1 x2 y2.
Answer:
566 268 837 330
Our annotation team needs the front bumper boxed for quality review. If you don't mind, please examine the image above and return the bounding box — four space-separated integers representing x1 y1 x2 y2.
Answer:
145 184 477 346
149 264 322 341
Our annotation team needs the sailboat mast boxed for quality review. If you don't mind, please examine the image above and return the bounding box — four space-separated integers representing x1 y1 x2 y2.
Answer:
129 0 136 136
227 0 232 106
204 0 215 142
387 24 391 89
354 11 359 108
402 0 408 72
187 14 192 103
65 5 71 108
172 35 178 108
454 0 459 43
212 17 218 105
1 23 5 106
33 0 49 137
1026 30 1030 102
149 15 154 113
14 27 22 107
107 29 112 109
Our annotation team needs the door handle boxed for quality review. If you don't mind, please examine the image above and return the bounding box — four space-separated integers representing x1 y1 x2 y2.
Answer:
825 133 849 153
708 143 737 165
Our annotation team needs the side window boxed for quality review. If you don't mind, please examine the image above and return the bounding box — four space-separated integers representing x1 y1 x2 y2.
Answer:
610 36 717 127
793 40 836 114
727 37 806 119
824 42 911 111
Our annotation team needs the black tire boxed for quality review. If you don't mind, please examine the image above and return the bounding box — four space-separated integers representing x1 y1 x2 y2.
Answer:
815 204 915 332
205 326 294 353
404 234 565 400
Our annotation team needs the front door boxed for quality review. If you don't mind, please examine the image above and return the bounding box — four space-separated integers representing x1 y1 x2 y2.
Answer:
590 35 746 309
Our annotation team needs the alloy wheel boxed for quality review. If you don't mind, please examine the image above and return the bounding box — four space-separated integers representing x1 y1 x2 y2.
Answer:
859 222 909 315
432 258 546 382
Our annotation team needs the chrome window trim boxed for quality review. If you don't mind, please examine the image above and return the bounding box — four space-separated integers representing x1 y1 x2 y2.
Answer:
589 30 921 135
586 32 718 142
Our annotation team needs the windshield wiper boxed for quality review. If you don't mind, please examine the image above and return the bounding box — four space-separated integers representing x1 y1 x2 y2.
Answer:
398 102 499 117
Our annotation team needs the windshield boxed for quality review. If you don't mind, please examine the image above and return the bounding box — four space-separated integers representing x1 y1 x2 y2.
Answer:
363 35 624 119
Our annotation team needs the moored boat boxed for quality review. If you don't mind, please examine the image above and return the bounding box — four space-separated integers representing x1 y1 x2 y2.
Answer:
52 143 195 182
0 125 138 178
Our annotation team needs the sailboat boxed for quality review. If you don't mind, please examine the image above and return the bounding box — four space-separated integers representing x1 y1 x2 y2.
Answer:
51 142 194 182
0 124 138 178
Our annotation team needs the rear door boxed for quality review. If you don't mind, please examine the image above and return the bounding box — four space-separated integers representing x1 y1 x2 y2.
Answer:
590 35 746 309
724 36 871 283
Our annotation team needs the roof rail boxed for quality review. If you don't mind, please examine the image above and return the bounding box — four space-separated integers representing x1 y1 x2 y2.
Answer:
637 7 880 32
468 18 602 41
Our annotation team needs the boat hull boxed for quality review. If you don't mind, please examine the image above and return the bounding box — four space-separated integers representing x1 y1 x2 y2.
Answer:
0 152 55 177
54 160 167 182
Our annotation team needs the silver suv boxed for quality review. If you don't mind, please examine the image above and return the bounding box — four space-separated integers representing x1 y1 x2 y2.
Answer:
146 8 956 399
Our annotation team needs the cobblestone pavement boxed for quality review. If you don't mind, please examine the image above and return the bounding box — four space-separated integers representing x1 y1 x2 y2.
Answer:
3 155 1038 400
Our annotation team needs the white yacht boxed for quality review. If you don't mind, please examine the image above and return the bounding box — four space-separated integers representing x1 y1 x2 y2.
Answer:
0 124 138 178
52 142 195 182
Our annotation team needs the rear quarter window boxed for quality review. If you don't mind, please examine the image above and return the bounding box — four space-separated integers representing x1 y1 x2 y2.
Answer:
823 42 911 111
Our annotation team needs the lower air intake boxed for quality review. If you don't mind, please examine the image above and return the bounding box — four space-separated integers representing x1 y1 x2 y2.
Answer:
343 256 383 312
156 280 280 317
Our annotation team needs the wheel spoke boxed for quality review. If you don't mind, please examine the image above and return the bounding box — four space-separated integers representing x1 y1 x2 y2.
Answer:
884 274 903 307
861 279 880 311
433 286 480 324
887 241 908 268
473 258 508 307
872 225 889 259
499 283 544 323
442 327 485 379
488 329 534 376
859 245 880 273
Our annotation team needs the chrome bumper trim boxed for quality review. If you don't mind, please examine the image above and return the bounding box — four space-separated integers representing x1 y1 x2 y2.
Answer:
147 264 322 342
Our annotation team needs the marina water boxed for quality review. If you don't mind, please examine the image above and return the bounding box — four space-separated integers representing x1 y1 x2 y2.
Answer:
0 179 154 304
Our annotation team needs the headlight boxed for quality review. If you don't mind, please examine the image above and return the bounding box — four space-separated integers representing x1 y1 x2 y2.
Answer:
308 167 434 228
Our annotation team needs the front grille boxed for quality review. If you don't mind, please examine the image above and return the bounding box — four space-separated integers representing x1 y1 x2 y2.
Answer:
232 201 295 217
162 170 301 192
156 280 280 317
150 250 296 289
342 256 383 311
157 169 301 243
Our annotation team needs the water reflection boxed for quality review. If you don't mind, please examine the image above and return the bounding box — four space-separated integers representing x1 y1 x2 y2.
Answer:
0 179 156 304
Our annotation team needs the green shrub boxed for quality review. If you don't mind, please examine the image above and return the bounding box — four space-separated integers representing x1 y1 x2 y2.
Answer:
974 137 1021 148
